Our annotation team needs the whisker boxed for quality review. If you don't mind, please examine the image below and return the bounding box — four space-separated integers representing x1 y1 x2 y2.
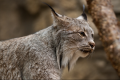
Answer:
63 47 77 52
86 53 91 59
90 52 94 59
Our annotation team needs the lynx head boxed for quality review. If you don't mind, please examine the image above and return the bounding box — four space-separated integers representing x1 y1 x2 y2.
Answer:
44 3 95 71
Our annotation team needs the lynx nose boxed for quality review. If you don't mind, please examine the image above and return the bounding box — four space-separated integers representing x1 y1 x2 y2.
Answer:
89 41 95 48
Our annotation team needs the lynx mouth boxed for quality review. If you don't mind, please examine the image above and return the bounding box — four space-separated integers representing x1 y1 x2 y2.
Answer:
80 49 93 53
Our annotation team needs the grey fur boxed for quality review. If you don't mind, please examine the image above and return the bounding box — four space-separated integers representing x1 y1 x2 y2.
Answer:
0 6 95 80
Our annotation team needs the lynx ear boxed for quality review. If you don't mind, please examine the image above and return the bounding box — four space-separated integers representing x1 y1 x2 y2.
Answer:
77 5 87 21
51 12 63 27
43 2 62 26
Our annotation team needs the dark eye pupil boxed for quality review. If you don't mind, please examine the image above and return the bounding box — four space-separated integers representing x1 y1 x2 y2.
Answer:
80 32 85 36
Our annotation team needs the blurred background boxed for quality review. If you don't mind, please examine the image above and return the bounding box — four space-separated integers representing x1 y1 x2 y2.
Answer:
0 0 120 79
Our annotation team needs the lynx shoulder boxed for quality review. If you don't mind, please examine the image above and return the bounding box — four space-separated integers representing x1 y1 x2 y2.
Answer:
0 3 95 80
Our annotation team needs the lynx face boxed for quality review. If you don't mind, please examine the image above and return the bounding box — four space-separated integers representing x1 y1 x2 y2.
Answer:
61 18 94 57
45 3 95 70
54 15 95 70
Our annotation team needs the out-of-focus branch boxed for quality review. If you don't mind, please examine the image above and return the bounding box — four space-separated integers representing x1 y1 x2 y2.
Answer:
86 0 120 76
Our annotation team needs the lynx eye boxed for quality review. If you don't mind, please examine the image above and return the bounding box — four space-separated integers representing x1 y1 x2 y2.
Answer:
79 32 86 36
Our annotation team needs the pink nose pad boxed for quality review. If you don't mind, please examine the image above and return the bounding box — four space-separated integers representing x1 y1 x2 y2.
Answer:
89 42 95 48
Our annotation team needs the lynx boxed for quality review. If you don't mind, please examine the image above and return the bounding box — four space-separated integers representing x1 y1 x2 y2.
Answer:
0 3 95 80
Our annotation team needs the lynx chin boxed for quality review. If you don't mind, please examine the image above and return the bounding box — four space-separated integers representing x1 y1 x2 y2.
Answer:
0 3 95 80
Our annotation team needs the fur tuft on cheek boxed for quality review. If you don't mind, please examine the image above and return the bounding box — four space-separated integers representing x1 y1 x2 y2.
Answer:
61 49 75 68
59 48 89 71
56 38 90 71
68 50 81 71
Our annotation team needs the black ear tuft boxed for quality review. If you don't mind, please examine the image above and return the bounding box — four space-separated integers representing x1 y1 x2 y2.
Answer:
42 2 58 17
81 5 87 21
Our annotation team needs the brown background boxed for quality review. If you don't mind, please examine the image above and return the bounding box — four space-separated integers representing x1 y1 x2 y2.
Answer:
0 0 120 79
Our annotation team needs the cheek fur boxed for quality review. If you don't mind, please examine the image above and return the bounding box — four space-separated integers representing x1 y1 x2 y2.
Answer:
71 34 82 41
56 36 91 70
